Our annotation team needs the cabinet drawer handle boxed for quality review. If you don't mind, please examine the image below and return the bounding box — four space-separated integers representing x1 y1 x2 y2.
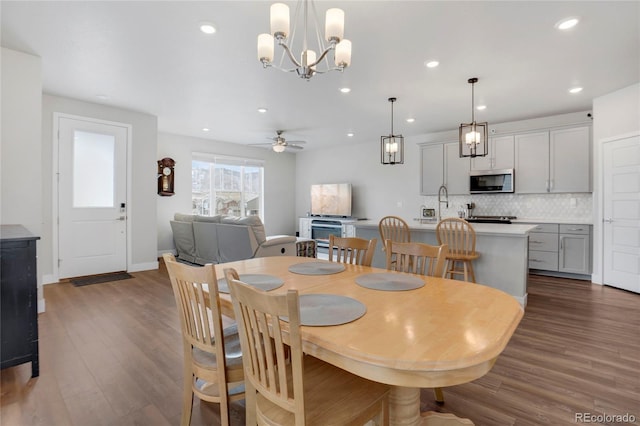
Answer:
530 259 542 263
530 240 543 244
566 227 583 231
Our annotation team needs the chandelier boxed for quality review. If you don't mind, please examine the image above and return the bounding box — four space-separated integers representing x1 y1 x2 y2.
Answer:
459 77 488 158
381 97 404 165
257 1 352 80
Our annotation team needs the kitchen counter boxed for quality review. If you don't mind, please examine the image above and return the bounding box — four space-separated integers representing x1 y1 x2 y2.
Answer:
512 218 593 225
355 218 535 306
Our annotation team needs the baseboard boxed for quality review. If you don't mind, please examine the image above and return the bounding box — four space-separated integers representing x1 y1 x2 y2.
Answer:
43 273 58 285
128 261 159 273
38 298 46 313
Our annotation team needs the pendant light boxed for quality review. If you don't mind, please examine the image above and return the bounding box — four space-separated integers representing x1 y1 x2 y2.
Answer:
459 77 488 158
381 97 404 165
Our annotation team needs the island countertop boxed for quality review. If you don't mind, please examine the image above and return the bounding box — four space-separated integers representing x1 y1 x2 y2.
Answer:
355 219 537 237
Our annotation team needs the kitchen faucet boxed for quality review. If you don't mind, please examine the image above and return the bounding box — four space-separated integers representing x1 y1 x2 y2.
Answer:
437 185 449 222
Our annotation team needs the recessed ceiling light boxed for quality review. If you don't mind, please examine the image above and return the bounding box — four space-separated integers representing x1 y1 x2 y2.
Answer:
202 127 210 132
476 105 487 111
556 17 579 30
200 22 216 34
424 60 439 68
347 132 354 137
339 87 351 93
257 108 268 113
406 118 415 123
569 87 583 94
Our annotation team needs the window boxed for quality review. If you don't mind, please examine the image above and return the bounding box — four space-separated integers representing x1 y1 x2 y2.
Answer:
192 154 264 218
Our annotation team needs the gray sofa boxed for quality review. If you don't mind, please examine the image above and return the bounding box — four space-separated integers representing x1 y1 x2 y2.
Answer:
170 213 297 265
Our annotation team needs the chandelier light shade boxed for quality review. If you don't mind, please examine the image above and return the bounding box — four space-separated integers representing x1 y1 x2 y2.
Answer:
459 77 489 158
257 1 352 80
381 97 404 165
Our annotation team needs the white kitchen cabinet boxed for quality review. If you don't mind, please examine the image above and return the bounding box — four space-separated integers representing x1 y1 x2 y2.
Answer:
515 126 591 193
299 217 311 238
558 224 591 275
420 143 469 195
515 131 550 193
471 135 514 171
550 127 591 192
420 144 444 195
445 142 470 195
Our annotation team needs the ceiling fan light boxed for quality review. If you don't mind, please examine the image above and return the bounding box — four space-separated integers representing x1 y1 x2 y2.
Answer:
273 144 286 153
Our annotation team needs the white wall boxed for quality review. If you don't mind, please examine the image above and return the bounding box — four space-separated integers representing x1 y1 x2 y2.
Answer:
157 133 297 255
592 83 640 283
41 94 159 279
1 48 44 310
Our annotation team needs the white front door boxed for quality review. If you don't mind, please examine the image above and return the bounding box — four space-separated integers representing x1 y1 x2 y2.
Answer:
603 135 640 293
58 116 128 279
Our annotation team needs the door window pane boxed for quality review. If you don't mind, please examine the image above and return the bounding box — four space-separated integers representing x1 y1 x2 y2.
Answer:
73 130 115 207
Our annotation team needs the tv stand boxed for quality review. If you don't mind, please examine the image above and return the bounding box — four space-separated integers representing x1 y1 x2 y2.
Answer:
298 217 357 250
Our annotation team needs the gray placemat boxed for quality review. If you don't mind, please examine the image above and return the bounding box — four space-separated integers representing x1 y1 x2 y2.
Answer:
281 294 366 326
288 261 346 275
217 274 284 293
355 272 425 291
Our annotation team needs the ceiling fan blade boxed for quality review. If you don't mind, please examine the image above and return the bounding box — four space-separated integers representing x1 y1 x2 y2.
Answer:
248 143 276 147
286 144 304 150
285 140 306 144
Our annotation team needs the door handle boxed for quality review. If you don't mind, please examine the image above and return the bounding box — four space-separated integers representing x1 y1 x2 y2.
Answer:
116 216 126 221
603 218 614 223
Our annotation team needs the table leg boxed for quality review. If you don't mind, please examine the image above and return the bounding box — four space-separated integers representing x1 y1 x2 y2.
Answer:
389 386 421 426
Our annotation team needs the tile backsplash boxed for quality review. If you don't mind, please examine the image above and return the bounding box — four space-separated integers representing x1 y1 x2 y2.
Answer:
421 193 593 222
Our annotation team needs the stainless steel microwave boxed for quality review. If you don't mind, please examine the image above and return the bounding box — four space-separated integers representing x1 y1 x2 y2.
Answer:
469 169 514 193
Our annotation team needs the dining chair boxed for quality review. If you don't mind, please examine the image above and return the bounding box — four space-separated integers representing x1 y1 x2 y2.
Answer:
384 241 448 404
436 218 480 283
163 254 244 426
328 234 377 267
385 240 448 278
378 215 411 253
224 267 390 426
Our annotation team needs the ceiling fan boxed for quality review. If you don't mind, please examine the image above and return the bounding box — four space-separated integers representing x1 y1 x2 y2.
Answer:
250 130 306 153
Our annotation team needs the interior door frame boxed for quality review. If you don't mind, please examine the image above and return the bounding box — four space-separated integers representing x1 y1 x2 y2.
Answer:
52 112 133 282
596 130 640 286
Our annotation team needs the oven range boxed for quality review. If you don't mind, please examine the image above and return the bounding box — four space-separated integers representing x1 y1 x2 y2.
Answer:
466 215 517 224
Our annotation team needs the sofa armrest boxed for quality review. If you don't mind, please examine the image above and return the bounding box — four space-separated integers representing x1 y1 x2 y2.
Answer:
255 235 297 258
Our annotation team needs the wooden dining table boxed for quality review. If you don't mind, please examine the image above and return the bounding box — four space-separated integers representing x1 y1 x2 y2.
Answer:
213 256 523 426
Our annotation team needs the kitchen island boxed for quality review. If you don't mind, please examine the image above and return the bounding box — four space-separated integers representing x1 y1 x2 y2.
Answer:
355 220 536 306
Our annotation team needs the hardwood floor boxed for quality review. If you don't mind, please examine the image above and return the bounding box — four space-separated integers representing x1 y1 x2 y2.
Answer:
1 267 638 425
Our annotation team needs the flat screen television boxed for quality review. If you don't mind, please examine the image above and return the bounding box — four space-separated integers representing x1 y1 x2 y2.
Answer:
310 183 352 217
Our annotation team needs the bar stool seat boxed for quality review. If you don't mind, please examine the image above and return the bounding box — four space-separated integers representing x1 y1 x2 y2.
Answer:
436 218 479 283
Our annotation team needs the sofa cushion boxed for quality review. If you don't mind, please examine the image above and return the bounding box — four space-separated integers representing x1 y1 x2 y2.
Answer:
194 215 222 223
170 220 196 264
193 221 219 265
221 215 266 245
174 213 195 222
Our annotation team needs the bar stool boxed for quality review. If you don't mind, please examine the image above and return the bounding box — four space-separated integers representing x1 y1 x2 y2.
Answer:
436 218 479 282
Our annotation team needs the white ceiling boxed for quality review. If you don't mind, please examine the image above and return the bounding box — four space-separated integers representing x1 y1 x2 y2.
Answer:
2 1 638 152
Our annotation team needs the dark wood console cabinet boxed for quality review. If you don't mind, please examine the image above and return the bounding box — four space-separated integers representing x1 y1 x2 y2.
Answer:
1 225 40 377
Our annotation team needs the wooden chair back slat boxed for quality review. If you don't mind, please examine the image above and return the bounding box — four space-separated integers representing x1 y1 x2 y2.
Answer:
328 235 377 267
378 216 411 252
436 218 476 257
385 240 448 277
224 268 304 418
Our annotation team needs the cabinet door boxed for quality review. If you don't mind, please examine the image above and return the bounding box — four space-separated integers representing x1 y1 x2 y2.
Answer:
471 135 514 171
420 144 444 195
444 142 470 195
493 135 515 170
299 218 311 238
550 127 591 193
515 131 549 193
559 234 590 274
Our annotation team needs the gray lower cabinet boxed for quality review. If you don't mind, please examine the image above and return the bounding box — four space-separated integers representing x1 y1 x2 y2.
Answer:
525 222 591 277
558 224 591 275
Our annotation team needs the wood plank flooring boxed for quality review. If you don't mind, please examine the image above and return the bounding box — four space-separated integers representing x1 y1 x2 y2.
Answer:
1 267 638 425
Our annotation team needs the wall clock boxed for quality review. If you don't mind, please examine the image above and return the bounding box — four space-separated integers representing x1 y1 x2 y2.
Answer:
157 157 175 196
